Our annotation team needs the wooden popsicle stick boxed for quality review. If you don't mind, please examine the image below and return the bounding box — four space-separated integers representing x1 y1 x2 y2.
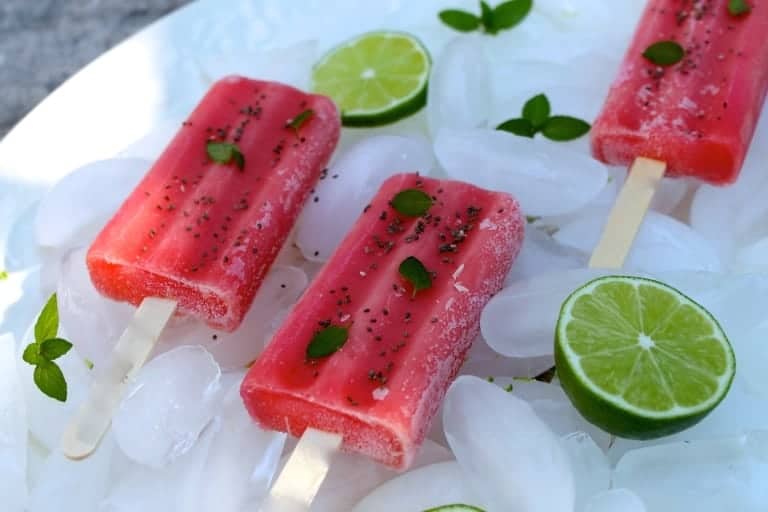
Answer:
589 157 667 269
259 428 343 512
61 297 177 460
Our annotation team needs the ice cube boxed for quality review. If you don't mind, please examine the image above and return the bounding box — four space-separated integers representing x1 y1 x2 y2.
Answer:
310 439 452 512
690 136 768 261
561 432 611 511
157 265 308 370
189 380 287 511
428 36 490 136
434 128 609 217
295 135 434 262
112 346 223 468
0 334 27 512
443 376 574 512
197 40 318 90
481 269 610 359
28 434 114 512
57 248 136 369
585 489 647 512
613 433 768 511
506 227 587 283
35 159 150 252
5 199 41 271
351 461 481 512
555 210 722 273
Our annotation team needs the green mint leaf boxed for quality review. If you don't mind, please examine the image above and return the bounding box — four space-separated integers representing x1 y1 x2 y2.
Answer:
438 9 481 32
286 109 315 133
525 215 541 224
728 0 751 16
505 383 514 392
541 116 591 141
496 118 536 138
206 141 245 171
479 0 496 33
40 338 73 361
399 256 432 296
534 366 556 383
0 270 8 280
34 361 68 402
391 189 433 217
35 294 59 344
22 343 41 365
85 358 95 370
522 93 551 129
492 0 533 30
306 326 349 359
642 40 684 66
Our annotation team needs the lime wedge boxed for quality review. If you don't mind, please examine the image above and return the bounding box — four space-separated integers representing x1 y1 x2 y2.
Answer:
311 31 431 127
555 275 735 439
423 506 485 512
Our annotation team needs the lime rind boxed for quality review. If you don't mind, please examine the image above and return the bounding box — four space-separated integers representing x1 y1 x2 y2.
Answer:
555 275 735 439
311 31 431 127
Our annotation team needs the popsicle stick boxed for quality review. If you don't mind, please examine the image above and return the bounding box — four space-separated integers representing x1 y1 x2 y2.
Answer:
61 297 177 460
589 157 667 269
259 428 342 512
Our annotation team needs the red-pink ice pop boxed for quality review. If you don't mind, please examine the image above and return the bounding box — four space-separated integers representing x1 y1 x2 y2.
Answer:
87 77 340 331
241 174 524 469
591 1 768 184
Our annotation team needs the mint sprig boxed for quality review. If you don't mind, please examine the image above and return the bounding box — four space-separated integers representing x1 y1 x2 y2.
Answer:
642 41 684 66
728 0 751 16
399 256 433 297
207 141 245 171
497 93 591 142
438 0 532 35
23 293 72 402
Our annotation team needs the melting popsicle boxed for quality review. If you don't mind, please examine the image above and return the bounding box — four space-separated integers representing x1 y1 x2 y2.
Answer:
63 77 340 459
588 0 768 268
241 173 524 469
87 76 340 331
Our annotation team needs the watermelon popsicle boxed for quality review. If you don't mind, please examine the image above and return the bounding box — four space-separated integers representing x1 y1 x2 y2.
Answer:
592 0 768 184
63 77 340 459
588 1 768 268
241 173 524 469
87 76 340 330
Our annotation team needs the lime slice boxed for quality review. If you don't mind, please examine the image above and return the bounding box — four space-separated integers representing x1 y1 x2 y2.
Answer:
555 275 735 439
423 506 485 512
311 31 431 127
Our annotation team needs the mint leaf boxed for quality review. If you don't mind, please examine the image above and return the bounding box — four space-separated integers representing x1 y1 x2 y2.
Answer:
522 94 551 129
306 326 349 359
728 0 751 16
85 358 95 370
642 40 684 66
35 294 59 344
535 366 556 383
439 9 481 32
399 256 432 296
541 116 591 141
391 189 433 217
496 118 535 138
492 0 532 30
479 0 496 33
34 361 67 402
22 343 41 365
40 338 73 361
207 141 245 171
286 109 315 133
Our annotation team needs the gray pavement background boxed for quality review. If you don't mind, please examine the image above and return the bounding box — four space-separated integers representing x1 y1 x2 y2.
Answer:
0 0 191 139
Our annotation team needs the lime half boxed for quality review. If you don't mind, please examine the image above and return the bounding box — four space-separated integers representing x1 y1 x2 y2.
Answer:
311 31 430 127
555 275 735 439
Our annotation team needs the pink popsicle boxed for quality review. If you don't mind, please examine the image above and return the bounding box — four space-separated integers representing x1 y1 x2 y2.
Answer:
591 1 768 184
241 174 524 469
87 76 340 331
